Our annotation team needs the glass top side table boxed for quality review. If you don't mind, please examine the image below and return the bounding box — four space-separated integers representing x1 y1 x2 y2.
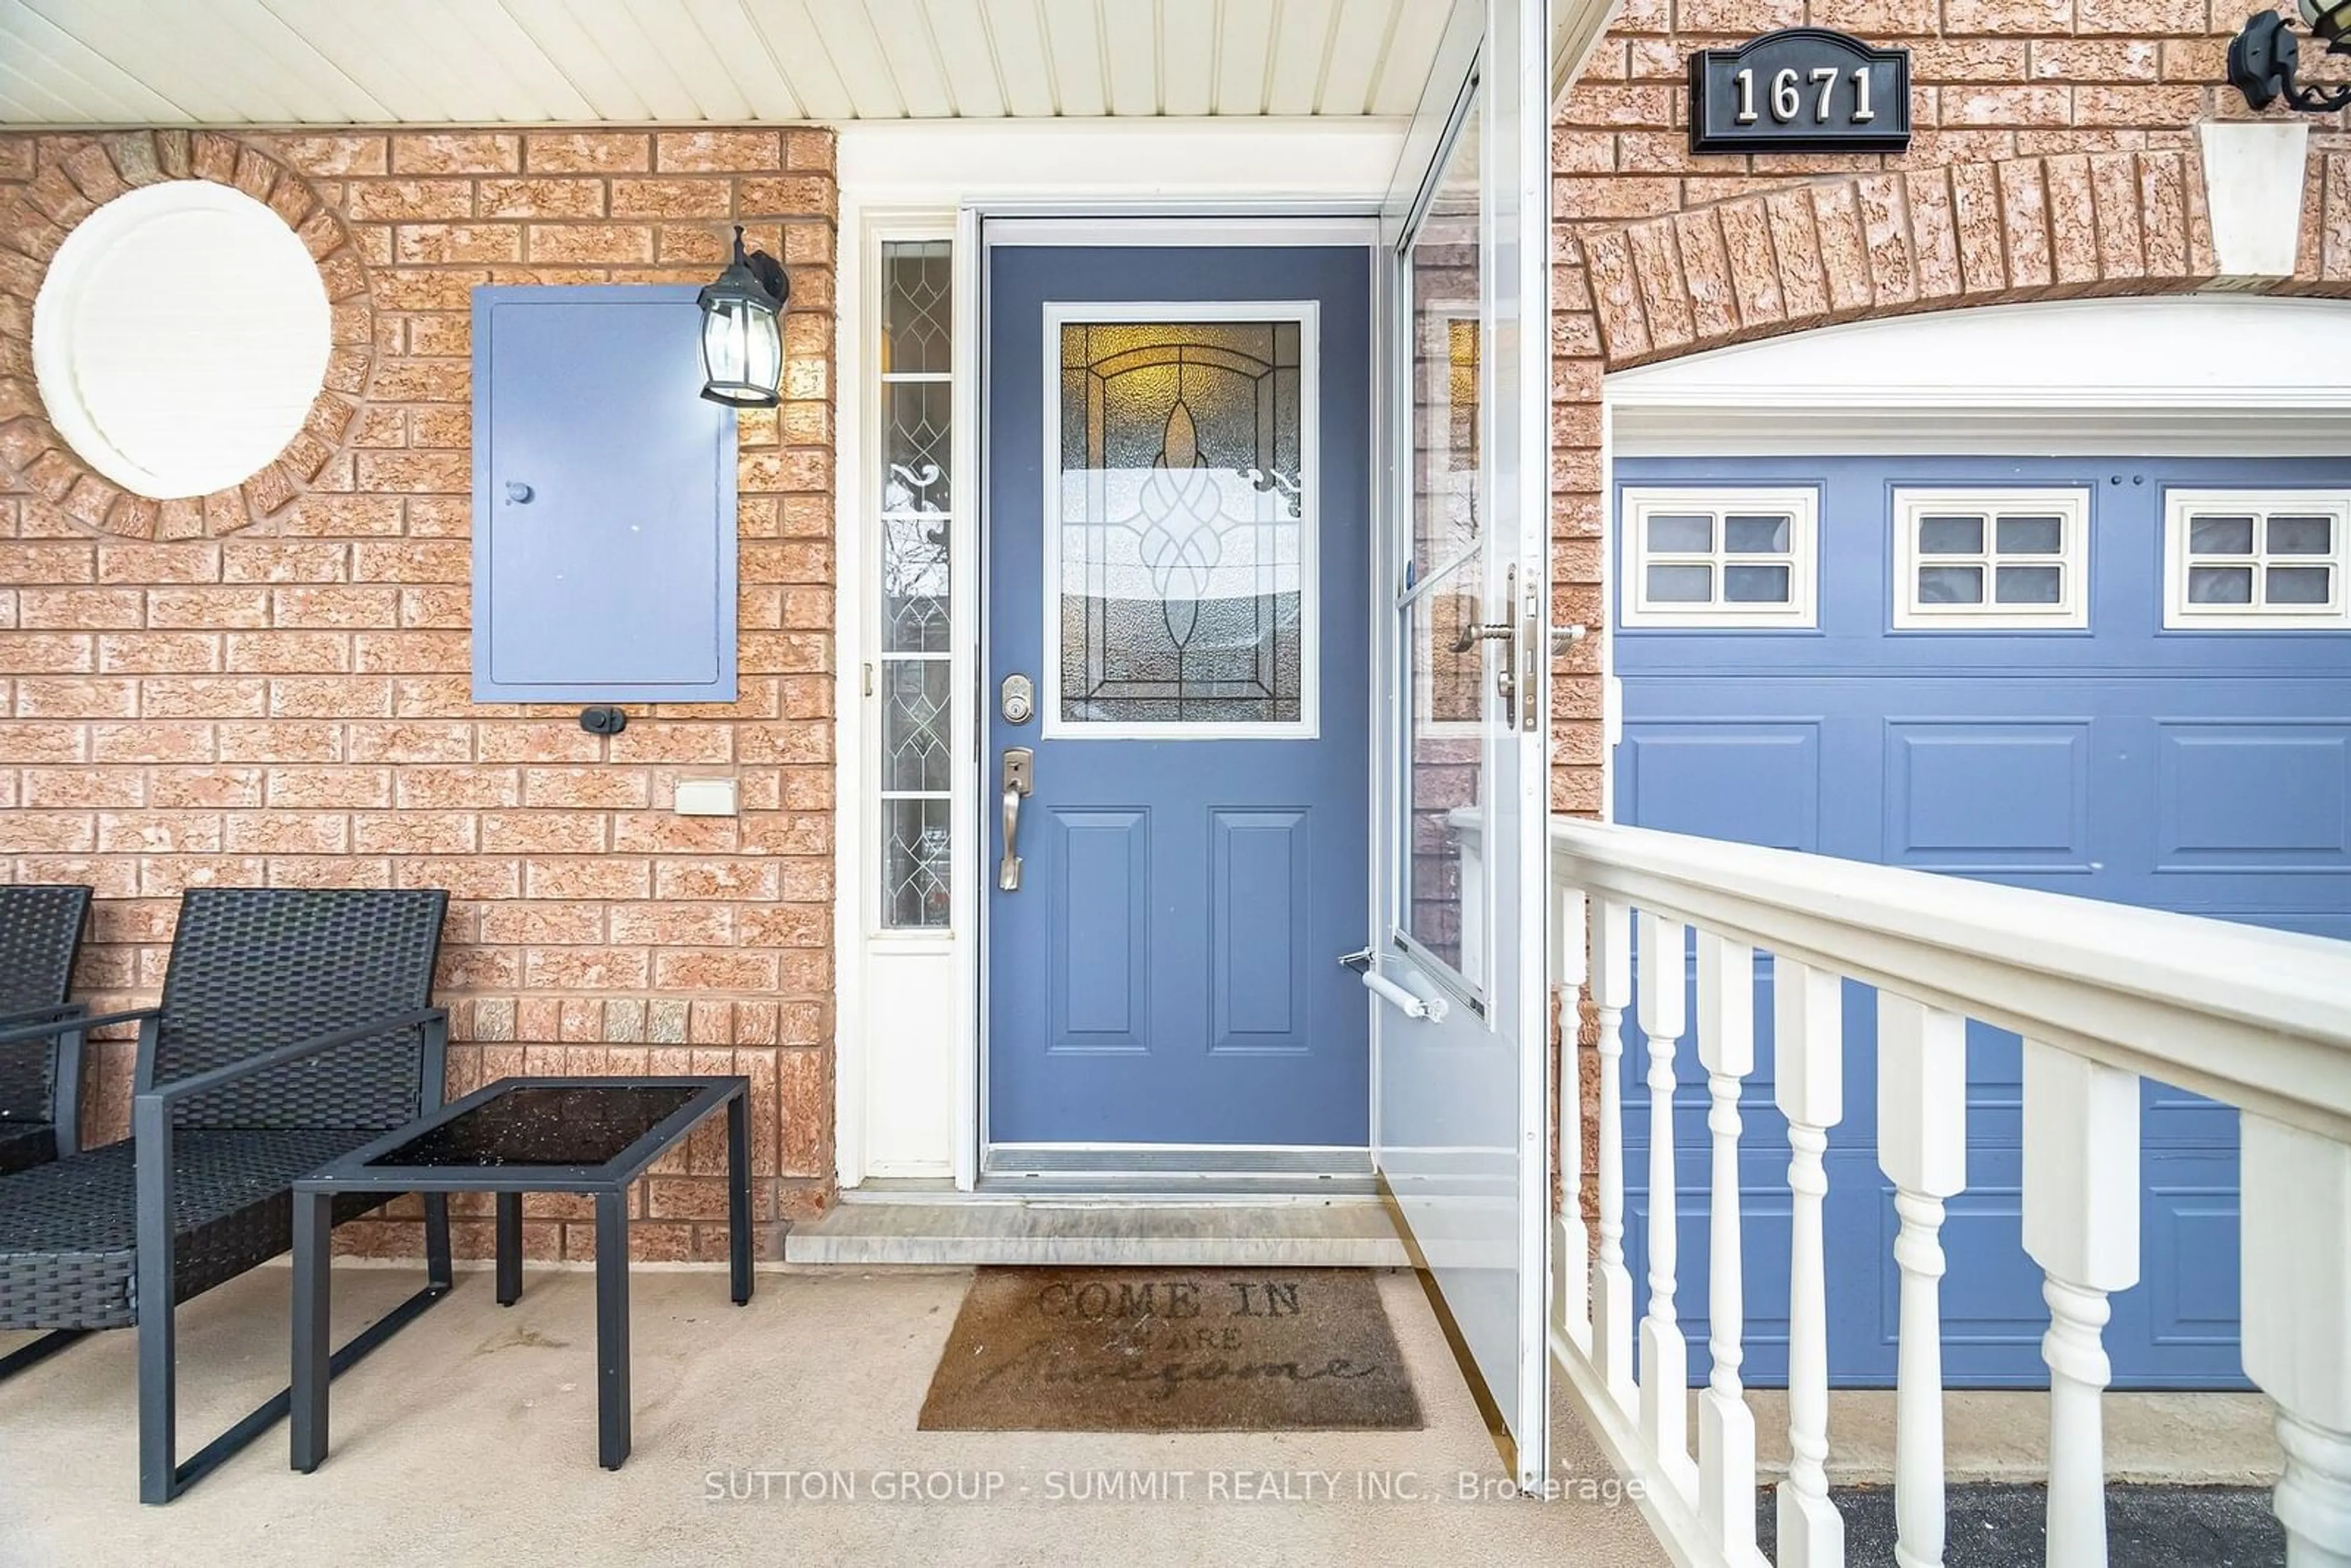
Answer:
289 1075 752 1474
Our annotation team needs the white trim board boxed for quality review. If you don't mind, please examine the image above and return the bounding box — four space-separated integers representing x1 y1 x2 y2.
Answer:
838 119 1409 208
1605 296 2351 456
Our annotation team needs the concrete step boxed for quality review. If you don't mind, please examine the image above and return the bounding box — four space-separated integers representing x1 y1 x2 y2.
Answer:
782 1193 1409 1267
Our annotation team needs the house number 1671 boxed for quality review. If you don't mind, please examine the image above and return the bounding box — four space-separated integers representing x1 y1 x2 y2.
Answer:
1687 30 1910 154
1733 65 1877 126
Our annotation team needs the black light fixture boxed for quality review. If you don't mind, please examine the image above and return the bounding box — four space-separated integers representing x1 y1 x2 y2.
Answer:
2227 3 2351 113
697 225 788 408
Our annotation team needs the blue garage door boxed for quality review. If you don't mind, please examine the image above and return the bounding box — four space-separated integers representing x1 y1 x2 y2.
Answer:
1614 455 2351 1389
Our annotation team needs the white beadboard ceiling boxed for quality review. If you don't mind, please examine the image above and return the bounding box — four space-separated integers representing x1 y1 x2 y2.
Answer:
0 0 1466 124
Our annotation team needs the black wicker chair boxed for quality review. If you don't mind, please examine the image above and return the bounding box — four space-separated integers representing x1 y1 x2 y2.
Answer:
0 887 455 1503
0 884 92 1176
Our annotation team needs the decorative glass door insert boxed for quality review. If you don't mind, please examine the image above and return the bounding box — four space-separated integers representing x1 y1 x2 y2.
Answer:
1044 304 1319 737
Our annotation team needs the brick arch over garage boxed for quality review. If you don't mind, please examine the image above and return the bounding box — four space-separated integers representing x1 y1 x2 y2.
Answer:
1544 146 2351 816
1577 148 2351 368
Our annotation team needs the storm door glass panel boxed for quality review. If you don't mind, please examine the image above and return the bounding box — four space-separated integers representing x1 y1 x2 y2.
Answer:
1399 84 1484 983
1048 312 1315 736
1406 552 1485 977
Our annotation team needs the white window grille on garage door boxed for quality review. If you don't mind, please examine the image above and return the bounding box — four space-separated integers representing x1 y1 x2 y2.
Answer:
1619 486 1818 629
2164 489 2351 631
1892 487 2090 631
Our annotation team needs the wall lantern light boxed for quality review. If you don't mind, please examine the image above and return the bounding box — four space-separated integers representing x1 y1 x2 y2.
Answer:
2227 3 2351 114
697 225 789 408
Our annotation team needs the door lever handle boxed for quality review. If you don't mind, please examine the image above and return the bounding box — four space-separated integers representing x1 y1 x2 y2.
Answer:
999 747 1034 891
1449 621 1513 654
1451 618 1519 728
1450 563 1523 727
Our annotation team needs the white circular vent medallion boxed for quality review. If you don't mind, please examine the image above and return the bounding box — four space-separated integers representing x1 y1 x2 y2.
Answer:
32 181 332 501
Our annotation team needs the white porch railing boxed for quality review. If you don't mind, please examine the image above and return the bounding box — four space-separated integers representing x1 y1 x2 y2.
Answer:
1546 818 2351 1568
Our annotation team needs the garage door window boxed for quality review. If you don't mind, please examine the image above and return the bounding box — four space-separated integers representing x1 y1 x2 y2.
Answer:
2164 490 2351 630
1620 487 1817 628
1892 488 2089 630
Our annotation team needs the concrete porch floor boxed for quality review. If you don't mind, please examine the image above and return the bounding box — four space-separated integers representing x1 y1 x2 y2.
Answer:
0 1264 1670 1568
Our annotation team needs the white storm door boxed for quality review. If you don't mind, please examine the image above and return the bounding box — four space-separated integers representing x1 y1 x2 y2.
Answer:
1372 0 1553 1490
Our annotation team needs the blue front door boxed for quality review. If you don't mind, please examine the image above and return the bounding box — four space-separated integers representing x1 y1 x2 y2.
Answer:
984 243 1371 1151
1614 454 2351 1388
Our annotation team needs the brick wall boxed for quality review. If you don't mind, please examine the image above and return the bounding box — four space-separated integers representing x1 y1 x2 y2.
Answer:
1545 2 2351 1210
0 126 839 1261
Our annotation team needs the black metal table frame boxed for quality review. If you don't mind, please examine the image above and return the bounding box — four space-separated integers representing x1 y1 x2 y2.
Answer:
288 1074 751 1474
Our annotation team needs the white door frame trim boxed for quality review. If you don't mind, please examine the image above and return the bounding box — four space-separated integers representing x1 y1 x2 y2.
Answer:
833 121 1414 1192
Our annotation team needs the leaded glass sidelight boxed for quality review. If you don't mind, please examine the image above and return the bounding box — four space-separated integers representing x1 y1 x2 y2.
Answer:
1048 312 1316 734
878 238 954 929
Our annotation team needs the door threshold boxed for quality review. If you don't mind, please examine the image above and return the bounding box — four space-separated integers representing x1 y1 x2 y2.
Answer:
982 1146 1376 1181
986 1172 1384 1199
842 1173 1381 1204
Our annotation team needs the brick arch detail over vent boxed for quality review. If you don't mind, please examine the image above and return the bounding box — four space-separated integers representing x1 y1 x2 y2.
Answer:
0 132 375 541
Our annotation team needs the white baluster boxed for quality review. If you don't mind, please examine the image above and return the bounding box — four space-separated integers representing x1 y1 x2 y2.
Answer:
1697 933 1761 1563
1591 898 1638 1410
2021 1040 2141 1568
2240 1115 2351 1568
1638 911 1696 1501
1774 959 1846 1568
1877 996 1968 1568
1555 885 1591 1355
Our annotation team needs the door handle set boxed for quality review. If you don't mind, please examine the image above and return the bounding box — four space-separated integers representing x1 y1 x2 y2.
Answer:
998 746 1033 892
1451 563 1538 731
1449 621 1514 653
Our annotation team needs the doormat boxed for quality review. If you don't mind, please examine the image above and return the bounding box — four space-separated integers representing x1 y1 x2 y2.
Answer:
918 1268 1423 1432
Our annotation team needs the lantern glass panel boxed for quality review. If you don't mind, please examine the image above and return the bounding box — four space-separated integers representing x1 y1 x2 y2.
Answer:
700 296 782 406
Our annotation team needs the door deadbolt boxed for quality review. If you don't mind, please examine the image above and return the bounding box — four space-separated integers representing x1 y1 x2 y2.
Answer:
1001 673 1035 725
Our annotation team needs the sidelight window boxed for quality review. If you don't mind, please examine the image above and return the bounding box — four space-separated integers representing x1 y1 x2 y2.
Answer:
877 238 954 929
